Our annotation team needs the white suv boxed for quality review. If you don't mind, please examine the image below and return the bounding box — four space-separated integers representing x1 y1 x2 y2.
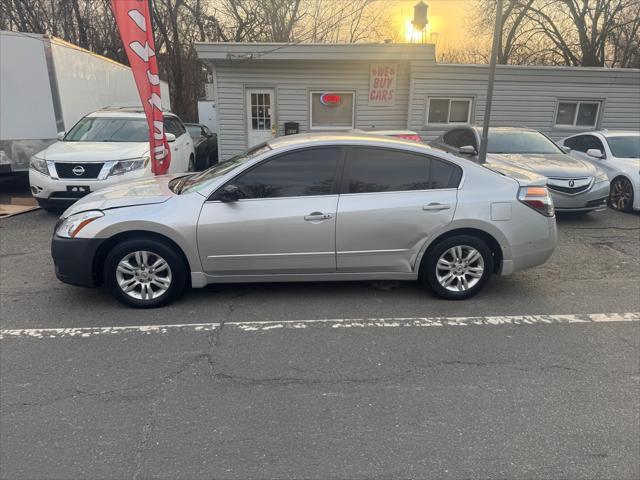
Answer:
29 107 195 211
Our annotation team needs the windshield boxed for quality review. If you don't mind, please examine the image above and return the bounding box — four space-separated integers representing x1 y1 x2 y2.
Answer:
65 117 148 142
487 130 562 154
186 125 203 138
607 136 640 158
178 143 271 194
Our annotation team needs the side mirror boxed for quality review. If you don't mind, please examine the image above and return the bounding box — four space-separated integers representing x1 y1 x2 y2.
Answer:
560 145 571 153
218 184 242 202
57 131 65 141
166 133 176 143
586 148 605 159
206 131 213 138
459 145 477 155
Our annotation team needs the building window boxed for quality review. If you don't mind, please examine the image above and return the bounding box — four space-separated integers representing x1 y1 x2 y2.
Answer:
426 98 472 125
555 101 600 127
310 91 355 129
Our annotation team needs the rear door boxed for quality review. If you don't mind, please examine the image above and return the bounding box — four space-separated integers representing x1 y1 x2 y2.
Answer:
197 146 342 275
336 146 460 273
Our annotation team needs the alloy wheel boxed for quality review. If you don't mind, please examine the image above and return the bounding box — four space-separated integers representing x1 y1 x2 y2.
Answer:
115 250 172 300
435 245 485 292
609 177 633 211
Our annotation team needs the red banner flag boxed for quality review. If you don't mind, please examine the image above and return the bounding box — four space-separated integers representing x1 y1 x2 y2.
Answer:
111 0 170 174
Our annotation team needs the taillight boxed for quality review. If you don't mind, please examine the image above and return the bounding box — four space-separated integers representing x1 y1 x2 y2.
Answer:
395 134 422 142
518 186 555 217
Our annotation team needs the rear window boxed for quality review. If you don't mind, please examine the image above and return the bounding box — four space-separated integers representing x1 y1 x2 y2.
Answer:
607 136 640 158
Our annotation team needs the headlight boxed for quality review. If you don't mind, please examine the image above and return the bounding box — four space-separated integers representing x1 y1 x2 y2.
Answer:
595 170 608 182
56 210 104 238
108 156 149 177
30 155 49 176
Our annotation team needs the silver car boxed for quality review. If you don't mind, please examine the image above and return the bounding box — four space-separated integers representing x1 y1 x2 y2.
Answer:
431 126 610 213
51 134 557 308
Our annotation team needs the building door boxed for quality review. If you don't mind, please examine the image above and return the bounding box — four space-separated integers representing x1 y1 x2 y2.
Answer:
246 89 275 148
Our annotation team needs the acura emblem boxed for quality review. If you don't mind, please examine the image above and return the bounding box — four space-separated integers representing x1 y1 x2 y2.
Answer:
568 179 575 187
72 165 85 176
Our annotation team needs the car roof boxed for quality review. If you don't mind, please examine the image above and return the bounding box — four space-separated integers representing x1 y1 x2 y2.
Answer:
470 126 537 133
594 130 639 137
87 106 176 119
266 132 432 151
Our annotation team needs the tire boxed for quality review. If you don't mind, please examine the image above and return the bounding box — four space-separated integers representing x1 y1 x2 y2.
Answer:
188 155 196 172
608 176 634 212
421 235 493 300
104 238 187 308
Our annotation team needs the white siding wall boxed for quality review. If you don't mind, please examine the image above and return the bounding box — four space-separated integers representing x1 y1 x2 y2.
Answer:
409 64 640 141
214 60 411 160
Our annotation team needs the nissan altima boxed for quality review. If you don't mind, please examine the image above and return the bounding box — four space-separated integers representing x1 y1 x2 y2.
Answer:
52 133 557 308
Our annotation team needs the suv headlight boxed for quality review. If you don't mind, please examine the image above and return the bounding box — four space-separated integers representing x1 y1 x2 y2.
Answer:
56 210 104 238
30 155 49 176
108 156 149 177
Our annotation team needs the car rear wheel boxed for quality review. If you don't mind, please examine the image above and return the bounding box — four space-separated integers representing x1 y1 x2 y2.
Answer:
609 176 634 212
104 238 186 308
422 235 493 300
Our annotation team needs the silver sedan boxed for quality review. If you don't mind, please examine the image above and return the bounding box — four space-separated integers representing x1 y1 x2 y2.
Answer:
51 133 557 308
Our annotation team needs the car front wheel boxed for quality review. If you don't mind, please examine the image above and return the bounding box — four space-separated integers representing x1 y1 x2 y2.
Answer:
422 235 493 300
104 238 186 308
609 176 634 212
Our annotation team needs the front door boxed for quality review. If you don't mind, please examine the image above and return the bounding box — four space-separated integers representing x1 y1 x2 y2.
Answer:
246 89 275 148
197 146 342 275
336 146 460 273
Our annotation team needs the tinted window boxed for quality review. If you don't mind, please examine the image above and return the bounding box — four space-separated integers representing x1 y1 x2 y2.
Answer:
232 147 340 199
164 117 186 136
607 136 640 158
346 147 461 193
563 135 586 151
443 129 477 148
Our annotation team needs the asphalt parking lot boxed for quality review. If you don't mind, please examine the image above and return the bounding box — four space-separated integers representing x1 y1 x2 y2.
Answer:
1 205 639 479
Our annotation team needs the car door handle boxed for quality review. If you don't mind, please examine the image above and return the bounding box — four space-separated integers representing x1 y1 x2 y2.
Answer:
304 212 333 221
423 203 451 211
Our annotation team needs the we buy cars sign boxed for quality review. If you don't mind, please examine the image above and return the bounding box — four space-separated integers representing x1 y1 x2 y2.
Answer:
111 0 170 174
368 63 397 106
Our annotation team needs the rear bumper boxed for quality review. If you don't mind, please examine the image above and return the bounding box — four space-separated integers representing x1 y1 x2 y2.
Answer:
501 216 557 275
51 235 104 287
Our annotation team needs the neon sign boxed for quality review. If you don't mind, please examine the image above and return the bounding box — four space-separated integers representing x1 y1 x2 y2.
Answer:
320 93 342 106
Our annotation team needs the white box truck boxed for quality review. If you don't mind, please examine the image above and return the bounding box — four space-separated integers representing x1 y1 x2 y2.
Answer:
0 31 170 174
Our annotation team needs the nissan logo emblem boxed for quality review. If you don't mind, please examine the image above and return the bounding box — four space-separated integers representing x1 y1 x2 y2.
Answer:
568 179 575 187
72 165 85 176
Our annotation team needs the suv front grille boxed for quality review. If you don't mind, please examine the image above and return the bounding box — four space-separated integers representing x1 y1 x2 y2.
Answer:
55 162 104 179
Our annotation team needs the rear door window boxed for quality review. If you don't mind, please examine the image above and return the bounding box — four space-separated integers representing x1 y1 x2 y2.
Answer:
345 147 462 193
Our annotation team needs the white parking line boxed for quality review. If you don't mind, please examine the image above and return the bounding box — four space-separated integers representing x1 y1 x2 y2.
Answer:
1 312 638 339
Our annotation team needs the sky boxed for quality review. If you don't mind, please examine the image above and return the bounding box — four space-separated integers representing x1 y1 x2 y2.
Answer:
389 0 485 50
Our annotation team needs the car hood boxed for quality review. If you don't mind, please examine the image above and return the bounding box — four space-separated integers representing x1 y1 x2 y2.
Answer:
62 174 181 218
39 141 149 162
487 152 596 178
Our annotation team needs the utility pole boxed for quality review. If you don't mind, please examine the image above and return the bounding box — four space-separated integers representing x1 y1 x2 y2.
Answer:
478 0 503 164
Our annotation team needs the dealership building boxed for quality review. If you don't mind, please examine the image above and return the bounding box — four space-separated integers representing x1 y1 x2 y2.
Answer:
194 42 640 161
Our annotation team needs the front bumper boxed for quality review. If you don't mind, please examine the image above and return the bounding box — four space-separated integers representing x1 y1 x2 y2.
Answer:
51 235 104 287
550 180 609 212
30 168 149 207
